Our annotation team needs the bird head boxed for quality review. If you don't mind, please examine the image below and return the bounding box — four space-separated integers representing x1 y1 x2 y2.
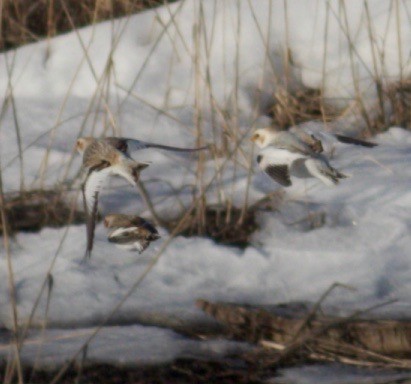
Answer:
251 128 276 148
75 137 94 154
104 214 117 228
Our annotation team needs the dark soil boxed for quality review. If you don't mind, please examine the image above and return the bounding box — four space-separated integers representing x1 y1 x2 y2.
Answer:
4 358 275 384
177 206 259 249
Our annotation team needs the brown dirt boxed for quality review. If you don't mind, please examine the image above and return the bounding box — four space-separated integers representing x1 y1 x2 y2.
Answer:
5 359 271 384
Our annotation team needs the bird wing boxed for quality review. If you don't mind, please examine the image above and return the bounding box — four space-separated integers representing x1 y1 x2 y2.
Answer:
108 227 152 254
129 216 159 236
265 164 292 187
303 157 347 186
290 126 377 149
82 166 111 259
274 132 315 156
333 134 377 148
121 138 209 153
290 129 324 153
256 151 292 187
108 227 141 244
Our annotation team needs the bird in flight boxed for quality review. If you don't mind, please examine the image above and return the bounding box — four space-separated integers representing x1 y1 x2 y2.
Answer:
76 136 208 259
251 127 324 156
251 126 377 156
251 127 347 187
76 138 150 259
104 214 160 253
76 136 210 157
255 147 347 187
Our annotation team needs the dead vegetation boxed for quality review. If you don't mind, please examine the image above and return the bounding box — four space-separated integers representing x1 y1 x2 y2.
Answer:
264 88 339 130
197 298 411 371
177 205 259 248
0 189 85 234
170 191 284 247
0 0 171 51
10 294 411 383
263 80 411 139
385 81 411 131
1 2 411 383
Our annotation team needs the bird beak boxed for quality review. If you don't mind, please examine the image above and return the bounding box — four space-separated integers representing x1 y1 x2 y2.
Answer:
250 134 258 142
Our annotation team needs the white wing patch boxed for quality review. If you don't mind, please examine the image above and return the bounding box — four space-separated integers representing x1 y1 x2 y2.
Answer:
108 227 139 239
108 227 149 253
83 167 112 214
82 167 112 259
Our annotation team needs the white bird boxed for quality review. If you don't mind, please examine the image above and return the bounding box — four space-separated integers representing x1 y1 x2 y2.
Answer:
256 147 347 187
251 126 376 155
251 127 319 155
252 125 378 154
251 127 347 187
104 214 160 253
76 138 150 259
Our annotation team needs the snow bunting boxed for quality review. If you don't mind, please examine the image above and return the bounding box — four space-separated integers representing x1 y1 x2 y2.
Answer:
104 214 160 253
76 136 209 157
76 139 150 259
251 126 377 156
76 136 207 258
251 125 347 186
251 127 320 155
256 147 347 187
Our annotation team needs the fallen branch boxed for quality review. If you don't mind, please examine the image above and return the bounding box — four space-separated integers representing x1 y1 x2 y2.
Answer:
197 298 411 369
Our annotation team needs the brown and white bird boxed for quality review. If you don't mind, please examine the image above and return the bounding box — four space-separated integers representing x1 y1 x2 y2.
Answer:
251 126 376 157
76 136 210 158
76 138 150 259
104 214 160 253
251 127 321 155
251 128 347 187
76 136 208 259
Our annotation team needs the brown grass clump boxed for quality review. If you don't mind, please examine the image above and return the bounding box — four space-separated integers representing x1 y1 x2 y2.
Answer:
0 189 85 234
172 192 284 248
0 0 170 51
384 80 411 131
264 80 411 136
264 88 339 131
176 205 259 248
